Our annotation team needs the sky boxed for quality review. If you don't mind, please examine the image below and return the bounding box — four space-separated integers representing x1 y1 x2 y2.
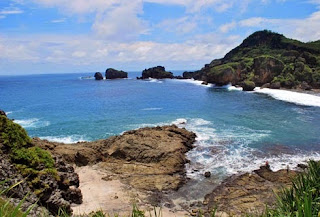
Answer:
1 0 320 75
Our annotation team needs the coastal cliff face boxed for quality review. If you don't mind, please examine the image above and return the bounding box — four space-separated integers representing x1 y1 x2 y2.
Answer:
185 30 320 90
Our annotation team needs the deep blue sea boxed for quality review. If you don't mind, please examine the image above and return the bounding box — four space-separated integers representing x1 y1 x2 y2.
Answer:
1 71 320 182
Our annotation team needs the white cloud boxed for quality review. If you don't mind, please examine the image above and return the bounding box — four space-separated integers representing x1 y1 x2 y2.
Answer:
0 7 24 19
219 21 236 33
0 32 240 73
92 1 149 41
157 17 198 34
0 9 24 15
238 11 320 41
51 18 66 23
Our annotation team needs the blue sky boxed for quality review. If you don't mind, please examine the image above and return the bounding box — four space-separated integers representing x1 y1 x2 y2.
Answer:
1 0 320 75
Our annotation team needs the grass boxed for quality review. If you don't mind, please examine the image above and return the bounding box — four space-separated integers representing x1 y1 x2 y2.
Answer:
262 160 320 217
0 181 35 217
0 116 58 197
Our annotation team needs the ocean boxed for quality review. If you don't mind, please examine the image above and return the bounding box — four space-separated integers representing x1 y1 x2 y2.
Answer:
1 71 320 183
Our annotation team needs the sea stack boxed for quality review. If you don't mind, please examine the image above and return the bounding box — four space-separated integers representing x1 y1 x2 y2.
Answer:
138 66 174 79
105 68 128 79
94 72 104 80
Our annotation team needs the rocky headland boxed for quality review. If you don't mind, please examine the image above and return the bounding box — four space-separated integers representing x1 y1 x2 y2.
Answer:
182 30 320 92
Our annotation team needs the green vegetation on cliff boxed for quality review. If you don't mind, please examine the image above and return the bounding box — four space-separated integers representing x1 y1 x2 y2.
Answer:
189 30 320 89
0 116 58 196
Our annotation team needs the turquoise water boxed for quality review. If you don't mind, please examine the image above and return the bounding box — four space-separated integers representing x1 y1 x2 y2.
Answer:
1 72 320 179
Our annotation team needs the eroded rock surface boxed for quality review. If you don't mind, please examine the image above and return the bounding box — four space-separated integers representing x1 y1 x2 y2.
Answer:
36 125 196 191
203 166 298 216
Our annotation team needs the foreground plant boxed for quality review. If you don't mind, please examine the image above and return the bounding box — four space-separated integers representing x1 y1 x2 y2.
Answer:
0 181 35 217
263 160 320 217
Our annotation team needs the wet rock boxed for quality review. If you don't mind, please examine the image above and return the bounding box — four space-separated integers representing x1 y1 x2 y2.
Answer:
204 171 211 178
105 68 128 79
242 80 256 91
94 72 103 80
202 81 209 85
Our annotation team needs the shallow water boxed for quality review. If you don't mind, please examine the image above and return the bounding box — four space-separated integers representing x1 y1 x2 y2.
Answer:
1 72 320 186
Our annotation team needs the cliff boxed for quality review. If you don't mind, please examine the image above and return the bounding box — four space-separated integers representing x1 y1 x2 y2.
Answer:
185 30 320 90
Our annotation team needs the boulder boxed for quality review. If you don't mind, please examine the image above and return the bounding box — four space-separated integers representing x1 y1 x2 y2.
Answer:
105 68 128 79
140 66 174 79
241 80 256 91
270 82 281 89
94 72 103 80
253 56 284 85
261 83 271 89
300 81 312 90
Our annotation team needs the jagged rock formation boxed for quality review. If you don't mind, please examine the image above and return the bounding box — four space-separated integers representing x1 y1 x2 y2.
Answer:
138 66 174 79
105 68 128 79
184 30 320 90
35 125 197 191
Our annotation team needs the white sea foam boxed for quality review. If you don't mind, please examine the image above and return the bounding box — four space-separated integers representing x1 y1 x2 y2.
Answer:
6 111 13 115
147 78 163 83
39 135 87 144
171 79 213 87
14 118 50 129
255 88 320 107
141 107 163 111
171 118 320 179
79 76 94 80
130 117 320 179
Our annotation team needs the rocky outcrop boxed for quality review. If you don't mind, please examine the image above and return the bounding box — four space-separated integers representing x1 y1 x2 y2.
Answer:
203 166 299 215
241 80 256 91
36 125 196 191
206 65 238 86
253 56 284 85
105 68 128 79
0 114 82 216
94 72 103 80
138 66 174 79
0 110 6 117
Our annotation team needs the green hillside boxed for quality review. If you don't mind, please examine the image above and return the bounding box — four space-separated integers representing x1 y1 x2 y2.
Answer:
185 30 320 90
